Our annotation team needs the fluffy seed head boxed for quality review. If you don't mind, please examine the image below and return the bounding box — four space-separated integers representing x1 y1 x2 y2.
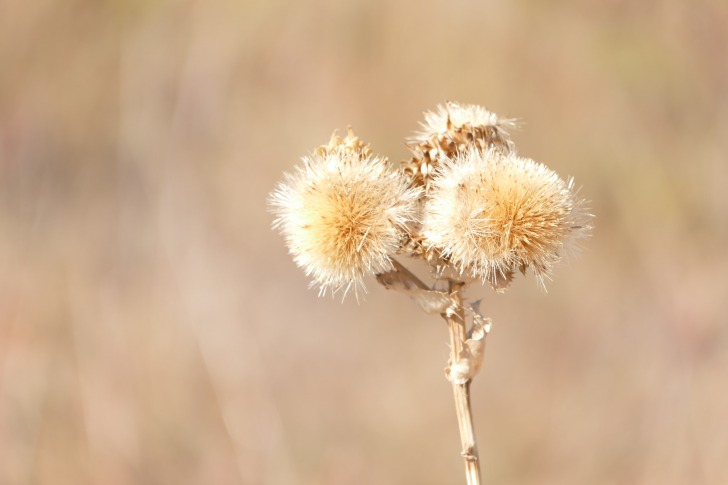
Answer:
403 102 516 191
270 145 421 298
422 148 591 289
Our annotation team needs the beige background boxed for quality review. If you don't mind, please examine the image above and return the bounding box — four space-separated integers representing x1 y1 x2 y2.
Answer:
1 0 727 484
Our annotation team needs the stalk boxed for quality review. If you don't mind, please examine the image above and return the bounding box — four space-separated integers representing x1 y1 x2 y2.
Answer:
445 280 481 485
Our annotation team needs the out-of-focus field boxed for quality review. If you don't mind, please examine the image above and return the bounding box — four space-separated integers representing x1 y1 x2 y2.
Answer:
1 0 727 484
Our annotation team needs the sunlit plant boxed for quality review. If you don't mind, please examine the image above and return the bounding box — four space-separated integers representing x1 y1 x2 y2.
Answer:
269 102 592 485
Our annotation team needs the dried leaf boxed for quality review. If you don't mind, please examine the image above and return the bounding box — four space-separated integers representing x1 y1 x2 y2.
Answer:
376 269 456 315
446 311 492 384
376 268 427 292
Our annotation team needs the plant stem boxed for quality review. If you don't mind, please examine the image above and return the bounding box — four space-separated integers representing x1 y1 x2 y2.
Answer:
445 280 481 485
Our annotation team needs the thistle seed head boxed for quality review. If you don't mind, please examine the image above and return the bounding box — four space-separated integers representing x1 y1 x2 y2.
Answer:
422 148 591 290
270 139 421 298
403 102 516 191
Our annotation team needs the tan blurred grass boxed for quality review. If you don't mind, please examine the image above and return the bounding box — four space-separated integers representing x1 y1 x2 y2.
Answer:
1 0 728 483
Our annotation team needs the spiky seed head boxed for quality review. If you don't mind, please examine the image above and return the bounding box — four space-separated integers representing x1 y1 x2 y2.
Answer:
269 144 421 298
422 148 591 290
403 101 516 191
411 101 516 151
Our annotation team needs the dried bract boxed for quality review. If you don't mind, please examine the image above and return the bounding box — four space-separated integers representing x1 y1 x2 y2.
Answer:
315 126 372 159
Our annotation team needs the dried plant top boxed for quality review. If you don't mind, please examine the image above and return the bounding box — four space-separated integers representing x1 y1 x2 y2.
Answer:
268 102 593 485
269 102 592 298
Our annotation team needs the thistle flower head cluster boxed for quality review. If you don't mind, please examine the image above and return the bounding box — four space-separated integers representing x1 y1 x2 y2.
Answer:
270 103 591 298
269 131 420 297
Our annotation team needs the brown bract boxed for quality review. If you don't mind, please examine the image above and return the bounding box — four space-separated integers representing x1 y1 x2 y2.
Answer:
315 126 372 159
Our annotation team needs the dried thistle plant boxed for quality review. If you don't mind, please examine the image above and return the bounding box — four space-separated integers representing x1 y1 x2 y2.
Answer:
269 102 592 484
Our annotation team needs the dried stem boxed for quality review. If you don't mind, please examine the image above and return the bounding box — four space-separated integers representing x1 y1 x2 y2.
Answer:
445 280 481 485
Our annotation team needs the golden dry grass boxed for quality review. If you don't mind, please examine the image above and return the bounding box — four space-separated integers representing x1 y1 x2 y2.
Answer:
1 0 728 484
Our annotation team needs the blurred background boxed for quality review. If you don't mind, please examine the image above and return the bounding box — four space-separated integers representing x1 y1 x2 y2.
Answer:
1 0 727 483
